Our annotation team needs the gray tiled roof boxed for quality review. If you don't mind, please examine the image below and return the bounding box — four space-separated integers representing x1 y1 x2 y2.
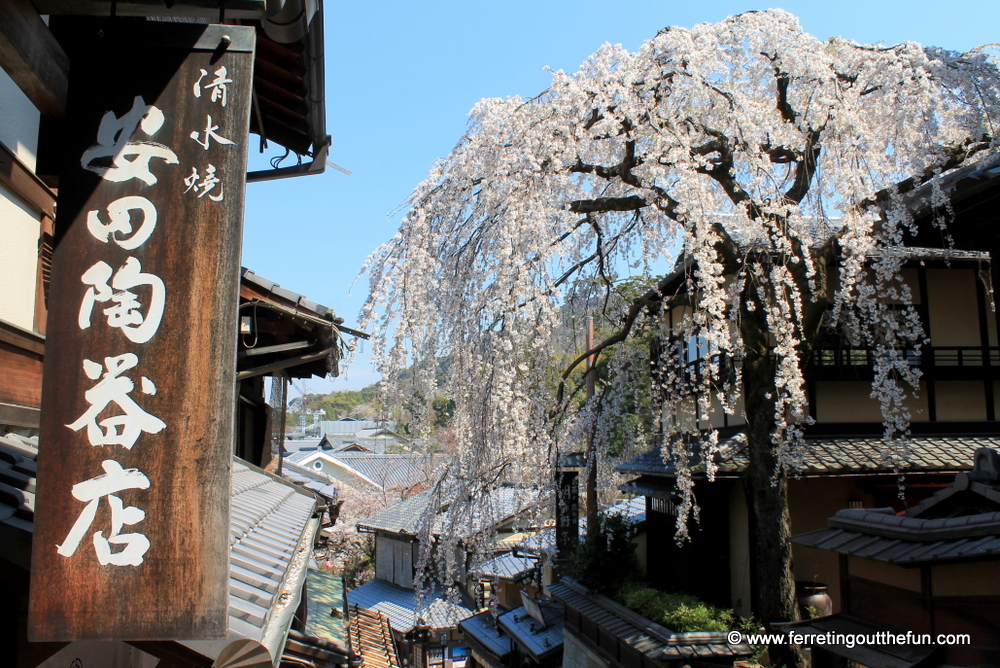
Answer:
291 452 448 491
357 486 544 538
0 432 321 663
320 420 394 435
287 448 320 463
504 527 556 554
607 496 646 524
580 497 647 535
319 432 409 454
459 611 512 661
548 579 755 661
333 453 446 490
242 268 338 321
215 461 319 651
793 446 1000 565
792 524 1000 565
357 490 434 535
618 433 989 478
792 473 1000 565
346 579 473 632
469 553 538 582
0 433 38 570
496 601 564 662
282 459 338 500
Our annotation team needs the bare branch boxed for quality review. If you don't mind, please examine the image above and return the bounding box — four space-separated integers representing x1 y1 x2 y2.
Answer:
783 128 822 205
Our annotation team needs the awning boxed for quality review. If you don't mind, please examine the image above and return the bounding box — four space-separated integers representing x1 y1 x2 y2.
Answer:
31 0 331 181
772 614 938 668
458 611 511 665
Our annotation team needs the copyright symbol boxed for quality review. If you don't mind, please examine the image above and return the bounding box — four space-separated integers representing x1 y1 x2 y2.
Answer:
727 631 742 645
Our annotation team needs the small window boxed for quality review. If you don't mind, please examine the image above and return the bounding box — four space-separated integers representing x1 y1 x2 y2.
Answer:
651 497 675 516
313 460 323 471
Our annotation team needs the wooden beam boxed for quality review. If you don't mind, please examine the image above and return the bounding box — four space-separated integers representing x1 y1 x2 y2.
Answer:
0 0 68 122
33 0 263 20
0 139 56 219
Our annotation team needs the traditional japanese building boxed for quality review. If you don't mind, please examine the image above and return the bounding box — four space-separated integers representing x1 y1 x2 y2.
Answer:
790 446 1000 667
0 0 352 665
347 486 548 668
616 155 1000 618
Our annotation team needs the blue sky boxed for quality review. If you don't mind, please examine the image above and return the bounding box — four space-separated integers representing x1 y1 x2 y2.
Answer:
241 0 999 393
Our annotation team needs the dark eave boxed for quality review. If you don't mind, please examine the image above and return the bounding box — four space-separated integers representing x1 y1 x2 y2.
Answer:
18 0 329 181
238 268 343 380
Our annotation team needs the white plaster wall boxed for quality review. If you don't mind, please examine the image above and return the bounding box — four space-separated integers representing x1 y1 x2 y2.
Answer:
933 561 1000 596
562 628 610 668
0 66 40 172
935 380 988 421
927 268 981 347
0 181 40 331
728 481 752 618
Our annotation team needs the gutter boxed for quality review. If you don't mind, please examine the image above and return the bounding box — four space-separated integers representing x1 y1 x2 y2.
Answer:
249 0 329 182
260 513 322 665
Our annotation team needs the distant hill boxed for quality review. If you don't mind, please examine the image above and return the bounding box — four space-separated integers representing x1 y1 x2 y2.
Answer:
318 382 381 420
291 357 454 431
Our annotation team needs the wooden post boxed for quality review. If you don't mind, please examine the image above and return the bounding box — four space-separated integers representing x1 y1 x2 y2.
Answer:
585 316 598 520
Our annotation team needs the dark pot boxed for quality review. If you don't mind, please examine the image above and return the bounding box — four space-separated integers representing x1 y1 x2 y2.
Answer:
796 581 833 618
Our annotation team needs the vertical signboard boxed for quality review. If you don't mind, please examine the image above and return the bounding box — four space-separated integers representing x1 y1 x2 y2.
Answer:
29 22 254 641
555 469 579 561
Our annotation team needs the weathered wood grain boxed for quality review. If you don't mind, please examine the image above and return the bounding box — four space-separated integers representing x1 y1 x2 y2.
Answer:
29 21 254 642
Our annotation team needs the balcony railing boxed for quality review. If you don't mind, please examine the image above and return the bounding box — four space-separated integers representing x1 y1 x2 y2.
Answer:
672 347 1000 386
810 346 1000 369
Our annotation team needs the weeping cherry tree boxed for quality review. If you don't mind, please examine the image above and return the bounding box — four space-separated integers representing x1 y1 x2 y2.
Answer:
361 10 1000 662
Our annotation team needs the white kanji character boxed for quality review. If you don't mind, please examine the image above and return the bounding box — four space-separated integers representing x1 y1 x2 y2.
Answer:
182 165 223 200
78 257 166 344
189 115 234 150
78 262 114 329
57 459 151 566
86 196 157 250
201 164 223 200
183 167 200 193
66 354 166 449
80 96 179 185
192 68 208 98
192 67 232 106
207 66 232 106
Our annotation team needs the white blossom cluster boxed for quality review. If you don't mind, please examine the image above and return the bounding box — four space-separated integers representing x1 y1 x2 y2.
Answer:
362 9 1000 552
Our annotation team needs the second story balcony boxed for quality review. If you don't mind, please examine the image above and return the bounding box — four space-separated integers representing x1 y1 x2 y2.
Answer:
809 346 1000 381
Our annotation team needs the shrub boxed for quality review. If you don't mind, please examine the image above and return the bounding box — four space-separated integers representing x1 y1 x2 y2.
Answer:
565 511 641 595
615 582 753 634
564 509 755 637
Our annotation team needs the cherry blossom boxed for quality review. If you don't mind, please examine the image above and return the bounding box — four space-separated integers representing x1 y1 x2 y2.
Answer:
361 10 1000 647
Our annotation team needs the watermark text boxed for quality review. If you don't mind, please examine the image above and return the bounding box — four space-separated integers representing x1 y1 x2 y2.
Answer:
727 630 971 649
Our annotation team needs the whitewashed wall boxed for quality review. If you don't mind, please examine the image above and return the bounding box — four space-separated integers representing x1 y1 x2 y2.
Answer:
0 181 41 331
0 66 42 332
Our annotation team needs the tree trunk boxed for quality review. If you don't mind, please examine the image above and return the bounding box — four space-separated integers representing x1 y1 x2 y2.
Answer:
743 350 807 668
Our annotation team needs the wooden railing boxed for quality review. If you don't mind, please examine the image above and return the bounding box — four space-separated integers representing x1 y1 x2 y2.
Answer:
810 346 1000 369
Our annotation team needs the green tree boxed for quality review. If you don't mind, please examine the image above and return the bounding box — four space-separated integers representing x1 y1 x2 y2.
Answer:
566 512 642 596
